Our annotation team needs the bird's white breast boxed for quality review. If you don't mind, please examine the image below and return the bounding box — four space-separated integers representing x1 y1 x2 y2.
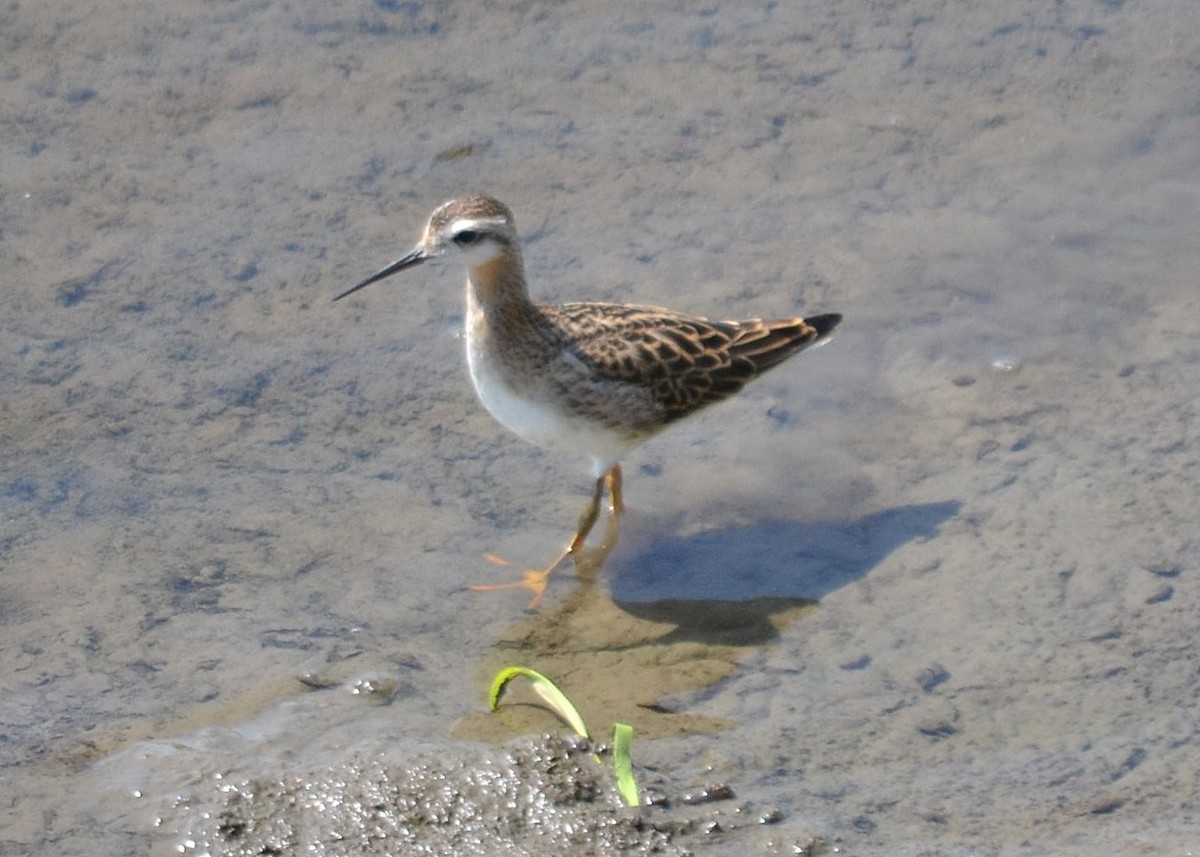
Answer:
465 324 634 477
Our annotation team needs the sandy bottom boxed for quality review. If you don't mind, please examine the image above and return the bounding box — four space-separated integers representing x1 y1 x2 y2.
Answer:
2 1 1198 854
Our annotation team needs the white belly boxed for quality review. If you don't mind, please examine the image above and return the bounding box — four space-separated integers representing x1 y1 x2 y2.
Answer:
465 334 634 477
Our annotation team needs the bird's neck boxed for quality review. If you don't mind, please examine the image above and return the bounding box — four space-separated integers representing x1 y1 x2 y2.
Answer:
465 250 535 319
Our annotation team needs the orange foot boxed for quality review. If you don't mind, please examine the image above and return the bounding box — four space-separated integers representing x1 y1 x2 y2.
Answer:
470 465 624 611
471 551 570 611
470 569 553 611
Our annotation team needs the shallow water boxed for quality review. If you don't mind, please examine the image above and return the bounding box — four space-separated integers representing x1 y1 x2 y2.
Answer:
3 0 1199 853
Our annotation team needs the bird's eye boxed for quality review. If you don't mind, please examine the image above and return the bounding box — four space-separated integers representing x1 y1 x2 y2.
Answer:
453 229 480 246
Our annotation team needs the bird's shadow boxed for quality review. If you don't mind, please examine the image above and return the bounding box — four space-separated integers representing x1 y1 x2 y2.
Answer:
600 501 962 644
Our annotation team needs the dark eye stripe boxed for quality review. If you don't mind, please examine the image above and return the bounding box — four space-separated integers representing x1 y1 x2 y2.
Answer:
453 229 479 245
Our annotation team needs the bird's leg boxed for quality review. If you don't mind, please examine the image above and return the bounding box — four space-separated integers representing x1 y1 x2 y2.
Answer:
571 465 625 585
606 464 624 515
471 472 608 611
570 471 608 553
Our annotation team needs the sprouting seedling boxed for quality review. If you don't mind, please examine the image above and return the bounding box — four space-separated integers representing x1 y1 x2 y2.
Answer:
489 666 639 807
490 666 590 737
610 722 638 807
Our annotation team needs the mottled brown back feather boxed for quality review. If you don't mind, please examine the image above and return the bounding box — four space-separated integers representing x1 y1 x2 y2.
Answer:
538 303 841 423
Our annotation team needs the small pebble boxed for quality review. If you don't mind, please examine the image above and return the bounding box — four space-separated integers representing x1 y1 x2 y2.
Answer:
681 784 736 805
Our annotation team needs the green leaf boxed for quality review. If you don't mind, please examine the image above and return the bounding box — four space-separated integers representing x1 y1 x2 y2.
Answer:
611 722 639 806
489 666 589 738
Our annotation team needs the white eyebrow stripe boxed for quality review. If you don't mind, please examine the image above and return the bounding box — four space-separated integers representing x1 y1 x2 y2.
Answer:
450 217 508 232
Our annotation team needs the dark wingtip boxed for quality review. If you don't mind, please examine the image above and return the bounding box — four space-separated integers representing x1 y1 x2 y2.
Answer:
807 313 842 338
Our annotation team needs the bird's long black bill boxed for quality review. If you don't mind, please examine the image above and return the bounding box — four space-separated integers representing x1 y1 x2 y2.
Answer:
333 247 426 302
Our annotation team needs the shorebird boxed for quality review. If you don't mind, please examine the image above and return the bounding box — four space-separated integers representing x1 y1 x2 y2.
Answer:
336 196 841 609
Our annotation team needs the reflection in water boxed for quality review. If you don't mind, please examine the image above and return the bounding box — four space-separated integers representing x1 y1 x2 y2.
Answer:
456 502 959 741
